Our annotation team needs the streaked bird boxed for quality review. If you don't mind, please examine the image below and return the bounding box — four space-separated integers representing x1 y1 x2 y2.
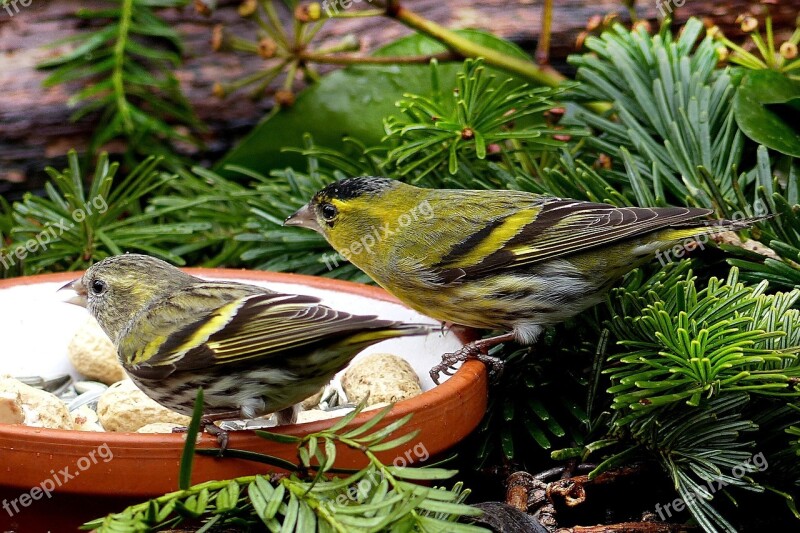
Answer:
285 176 766 382
61 254 428 444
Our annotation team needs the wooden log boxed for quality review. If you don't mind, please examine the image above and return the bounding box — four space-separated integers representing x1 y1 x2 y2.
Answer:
0 0 795 193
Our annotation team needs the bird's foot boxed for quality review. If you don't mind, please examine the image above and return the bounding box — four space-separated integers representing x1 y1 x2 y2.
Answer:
430 332 515 385
202 421 230 454
173 415 235 456
275 405 299 426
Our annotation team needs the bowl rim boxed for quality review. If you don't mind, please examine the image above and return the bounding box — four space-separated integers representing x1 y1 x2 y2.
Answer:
0 268 484 447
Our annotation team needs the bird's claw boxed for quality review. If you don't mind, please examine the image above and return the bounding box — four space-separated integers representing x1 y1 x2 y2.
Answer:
172 418 230 456
430 342 505 385
203 423 230 455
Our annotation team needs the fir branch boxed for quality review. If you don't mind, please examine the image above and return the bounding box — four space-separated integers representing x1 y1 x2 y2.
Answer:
1 150 209 274
788 425 800 458
145 166 265 268
238 136 369 280
38 0 202 159
605 264 800 421
567 18 799 290
590 264 800 531
84 400 485 532
653 394 761 533
466 336 595 470
383 59 585 181
724 148 800 290
568 18 743 212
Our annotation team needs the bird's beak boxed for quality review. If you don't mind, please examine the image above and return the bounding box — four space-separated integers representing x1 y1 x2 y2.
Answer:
284 204 321 232
59 278 87 308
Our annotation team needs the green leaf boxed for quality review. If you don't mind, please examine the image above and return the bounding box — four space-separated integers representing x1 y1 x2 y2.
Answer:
248 479 271 523
734 70 800 157
416 499 483 516
386 466 458 481
327 399 368 433
343 403 394 438
255 430 302 444
37 27 119 68
369 430 420 452
178 388 204 491
265 483 285 521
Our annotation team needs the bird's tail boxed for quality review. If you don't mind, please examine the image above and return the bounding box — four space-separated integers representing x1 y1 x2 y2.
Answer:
336 321 432 351
672 214 773 231
664 214 773 241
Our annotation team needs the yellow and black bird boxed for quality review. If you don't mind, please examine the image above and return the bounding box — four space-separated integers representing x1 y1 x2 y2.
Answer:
285 176 765 382
61 254 428 444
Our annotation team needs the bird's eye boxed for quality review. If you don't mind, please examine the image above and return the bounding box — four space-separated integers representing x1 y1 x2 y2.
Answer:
91 279 107 295
321 203 338 221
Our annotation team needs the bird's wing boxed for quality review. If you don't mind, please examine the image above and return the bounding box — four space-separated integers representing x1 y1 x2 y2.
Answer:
432 200 712 282
121 289 402 379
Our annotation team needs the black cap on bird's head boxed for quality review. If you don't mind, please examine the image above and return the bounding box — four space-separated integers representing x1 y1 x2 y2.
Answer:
283 176 398 233
312 177 397 202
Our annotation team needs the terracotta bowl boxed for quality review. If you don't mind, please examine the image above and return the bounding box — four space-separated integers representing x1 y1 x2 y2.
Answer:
0 269 486 531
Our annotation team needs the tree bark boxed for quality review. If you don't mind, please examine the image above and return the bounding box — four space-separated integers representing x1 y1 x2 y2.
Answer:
0 0 795 193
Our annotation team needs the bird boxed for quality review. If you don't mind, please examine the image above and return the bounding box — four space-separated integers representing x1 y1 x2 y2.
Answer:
60 253 428 446
284 176 767 383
